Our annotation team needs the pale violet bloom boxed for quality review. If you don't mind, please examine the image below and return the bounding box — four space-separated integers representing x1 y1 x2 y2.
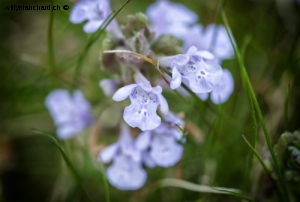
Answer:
183 24 234 60
112 73 169 131
45 89 93 139
99 123 146 190
159 46 223 94
70 0 111 33
197 69 234 104
210 69 234 104
136 113 184 168
99 79 120 96
146 0 198 39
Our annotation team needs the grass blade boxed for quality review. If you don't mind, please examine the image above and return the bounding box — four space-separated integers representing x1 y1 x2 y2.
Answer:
158 178 254 202
219 3 290 201
32 129 94 202
48 0 55 75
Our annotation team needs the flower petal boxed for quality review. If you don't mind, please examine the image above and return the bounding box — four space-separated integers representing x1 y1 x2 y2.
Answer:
170 67 182 89
210 69 234 104
197 92 209 101
135 131 152 150
69 1 90 24
159 54 189 68
56 122 83 139
99 143 119 163
157 94 169 115
112 84 137 102
123 103 161 131
45 89 74 125
83 20 103 33
106 155 147 190
150 134 183 167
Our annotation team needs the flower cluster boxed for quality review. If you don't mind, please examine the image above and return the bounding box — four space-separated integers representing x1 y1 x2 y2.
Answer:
44 0 236 191
146 0 234 61
99 113 184 190
146 0 234 103
159 46 234 104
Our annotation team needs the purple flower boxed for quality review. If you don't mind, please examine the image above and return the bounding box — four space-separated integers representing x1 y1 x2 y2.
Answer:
159 46 223 94
69 0 111 33
112 73 169 131
146 0 197 39
99 123 146 190
99 79 120 96
106 154 147 190
183 24 234 60
135 113 184 167
210 69 234 104
45 89 93 139
197 69 234 104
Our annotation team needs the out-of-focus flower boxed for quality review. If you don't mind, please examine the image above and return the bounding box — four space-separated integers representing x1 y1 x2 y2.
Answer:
99 79 120 96
99 123 146 190
183 24 234 61
135 113 184 167
146 0 197 39
112 73 169 131
69 0 111 33
45 89 93 139
159 46 223 94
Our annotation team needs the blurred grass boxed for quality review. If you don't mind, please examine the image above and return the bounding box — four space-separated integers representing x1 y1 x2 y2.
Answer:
1 0 300 202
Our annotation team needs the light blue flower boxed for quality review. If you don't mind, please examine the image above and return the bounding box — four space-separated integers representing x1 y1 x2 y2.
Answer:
45 89 93 139
99 123 146 190
159 46 223 94
112 73 169 131
183 24 234 61
106 154 147 190
135 113 184 167
197 69 234 104
210 69 234 104
69 0 111 33
146 0 197 39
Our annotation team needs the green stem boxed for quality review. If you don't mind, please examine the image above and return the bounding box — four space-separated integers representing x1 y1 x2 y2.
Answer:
48 0 55 75
242 135 270 174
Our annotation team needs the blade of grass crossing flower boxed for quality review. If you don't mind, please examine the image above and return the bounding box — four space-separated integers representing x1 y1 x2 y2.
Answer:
48 0 55 75
72 0 131 88
158 178 254 202
219 5 290 202
32 129 94 202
